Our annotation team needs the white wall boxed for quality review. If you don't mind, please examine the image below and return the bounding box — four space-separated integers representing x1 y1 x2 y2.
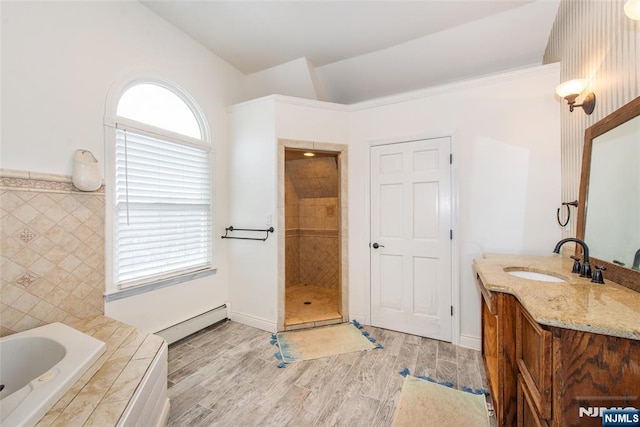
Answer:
348 64 562 346
227 98 279 331
1 1 245 333
226 96 348 331
275 97 349 143
229 67 561 346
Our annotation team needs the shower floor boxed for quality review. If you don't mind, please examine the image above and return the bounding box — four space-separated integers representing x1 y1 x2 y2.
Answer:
285 284 342 329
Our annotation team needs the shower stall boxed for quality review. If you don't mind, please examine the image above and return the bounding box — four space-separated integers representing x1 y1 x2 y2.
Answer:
284 149 342 328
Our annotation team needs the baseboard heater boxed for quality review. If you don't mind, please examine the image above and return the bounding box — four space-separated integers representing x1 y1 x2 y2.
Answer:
155 304 227 345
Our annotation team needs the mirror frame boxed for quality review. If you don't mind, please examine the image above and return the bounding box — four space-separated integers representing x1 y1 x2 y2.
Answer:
577 96 640 292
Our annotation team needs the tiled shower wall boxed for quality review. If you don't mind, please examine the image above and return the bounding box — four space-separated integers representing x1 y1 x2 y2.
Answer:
543 0 640 239
0 171 104 336
298 197 339 289
285 159 339 289
285 173 300 286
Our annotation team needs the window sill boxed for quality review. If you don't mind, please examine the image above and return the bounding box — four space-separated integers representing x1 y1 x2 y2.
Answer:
104 268 217 302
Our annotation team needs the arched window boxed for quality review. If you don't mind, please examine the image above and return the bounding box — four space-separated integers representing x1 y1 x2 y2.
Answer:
116 83 202 139
111 80 212 290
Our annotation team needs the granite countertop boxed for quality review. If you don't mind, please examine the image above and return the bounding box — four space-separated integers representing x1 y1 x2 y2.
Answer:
473 253 640 341
35 315 166 426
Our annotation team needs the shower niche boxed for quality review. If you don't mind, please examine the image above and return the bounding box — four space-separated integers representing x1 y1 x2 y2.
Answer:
283 148 344 329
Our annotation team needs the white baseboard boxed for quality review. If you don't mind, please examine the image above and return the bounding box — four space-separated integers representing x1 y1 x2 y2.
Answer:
230 311 277 333
155 305 227 344
459 334 481 351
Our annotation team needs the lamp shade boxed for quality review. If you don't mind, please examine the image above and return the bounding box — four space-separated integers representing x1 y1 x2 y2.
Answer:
555 79 588 98
625 0 640 20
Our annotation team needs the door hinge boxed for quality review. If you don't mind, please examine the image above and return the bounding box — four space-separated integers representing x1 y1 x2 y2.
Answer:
450 306 454 316
450 229 453 240
450 153 453 164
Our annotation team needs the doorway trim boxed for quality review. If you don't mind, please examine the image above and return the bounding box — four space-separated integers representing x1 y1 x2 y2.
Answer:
364 132 460 345
277 138 349 331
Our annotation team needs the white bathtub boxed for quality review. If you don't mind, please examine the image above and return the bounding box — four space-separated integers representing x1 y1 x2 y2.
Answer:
0 322 106 427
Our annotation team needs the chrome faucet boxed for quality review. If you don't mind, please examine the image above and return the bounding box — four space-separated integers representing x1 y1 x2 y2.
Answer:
553 238 592 278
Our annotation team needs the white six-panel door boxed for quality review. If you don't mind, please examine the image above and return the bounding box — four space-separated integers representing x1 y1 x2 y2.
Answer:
370 138 452 341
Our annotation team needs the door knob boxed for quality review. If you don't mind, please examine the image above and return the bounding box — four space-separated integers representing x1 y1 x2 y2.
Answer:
372 242 385 249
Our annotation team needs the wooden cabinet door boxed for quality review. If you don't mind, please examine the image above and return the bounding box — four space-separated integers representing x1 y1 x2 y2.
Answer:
551 327 640 426
516 302 552 420
477 273 518 426
481 292 500 416
517 374 549 427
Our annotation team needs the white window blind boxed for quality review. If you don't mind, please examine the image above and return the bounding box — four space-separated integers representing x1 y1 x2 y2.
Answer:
115 127 212 289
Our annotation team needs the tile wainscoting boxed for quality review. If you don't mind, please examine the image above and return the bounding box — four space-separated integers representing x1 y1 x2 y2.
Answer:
0 169 105 336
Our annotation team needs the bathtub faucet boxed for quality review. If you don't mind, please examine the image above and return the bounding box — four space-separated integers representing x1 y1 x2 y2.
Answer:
553 238 592 278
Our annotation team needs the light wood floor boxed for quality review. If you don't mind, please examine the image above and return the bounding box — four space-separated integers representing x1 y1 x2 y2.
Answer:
167 320 494 426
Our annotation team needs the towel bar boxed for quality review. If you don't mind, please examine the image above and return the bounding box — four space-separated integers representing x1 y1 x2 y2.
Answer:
221 226 274 241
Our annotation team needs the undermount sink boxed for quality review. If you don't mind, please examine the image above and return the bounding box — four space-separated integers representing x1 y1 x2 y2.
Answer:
504 268 567 283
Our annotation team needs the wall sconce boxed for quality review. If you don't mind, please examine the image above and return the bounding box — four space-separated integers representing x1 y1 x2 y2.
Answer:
624 0 640 20
72 149 102 191
555 79 596 115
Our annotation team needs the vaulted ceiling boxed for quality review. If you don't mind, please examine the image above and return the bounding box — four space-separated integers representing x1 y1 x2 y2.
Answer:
142 1 560 104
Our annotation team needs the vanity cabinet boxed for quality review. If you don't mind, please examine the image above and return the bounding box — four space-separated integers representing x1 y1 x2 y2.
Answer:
478 273 518 426
477 273 640 427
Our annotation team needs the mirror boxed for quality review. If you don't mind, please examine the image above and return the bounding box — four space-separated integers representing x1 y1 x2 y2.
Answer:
577 96 640 291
